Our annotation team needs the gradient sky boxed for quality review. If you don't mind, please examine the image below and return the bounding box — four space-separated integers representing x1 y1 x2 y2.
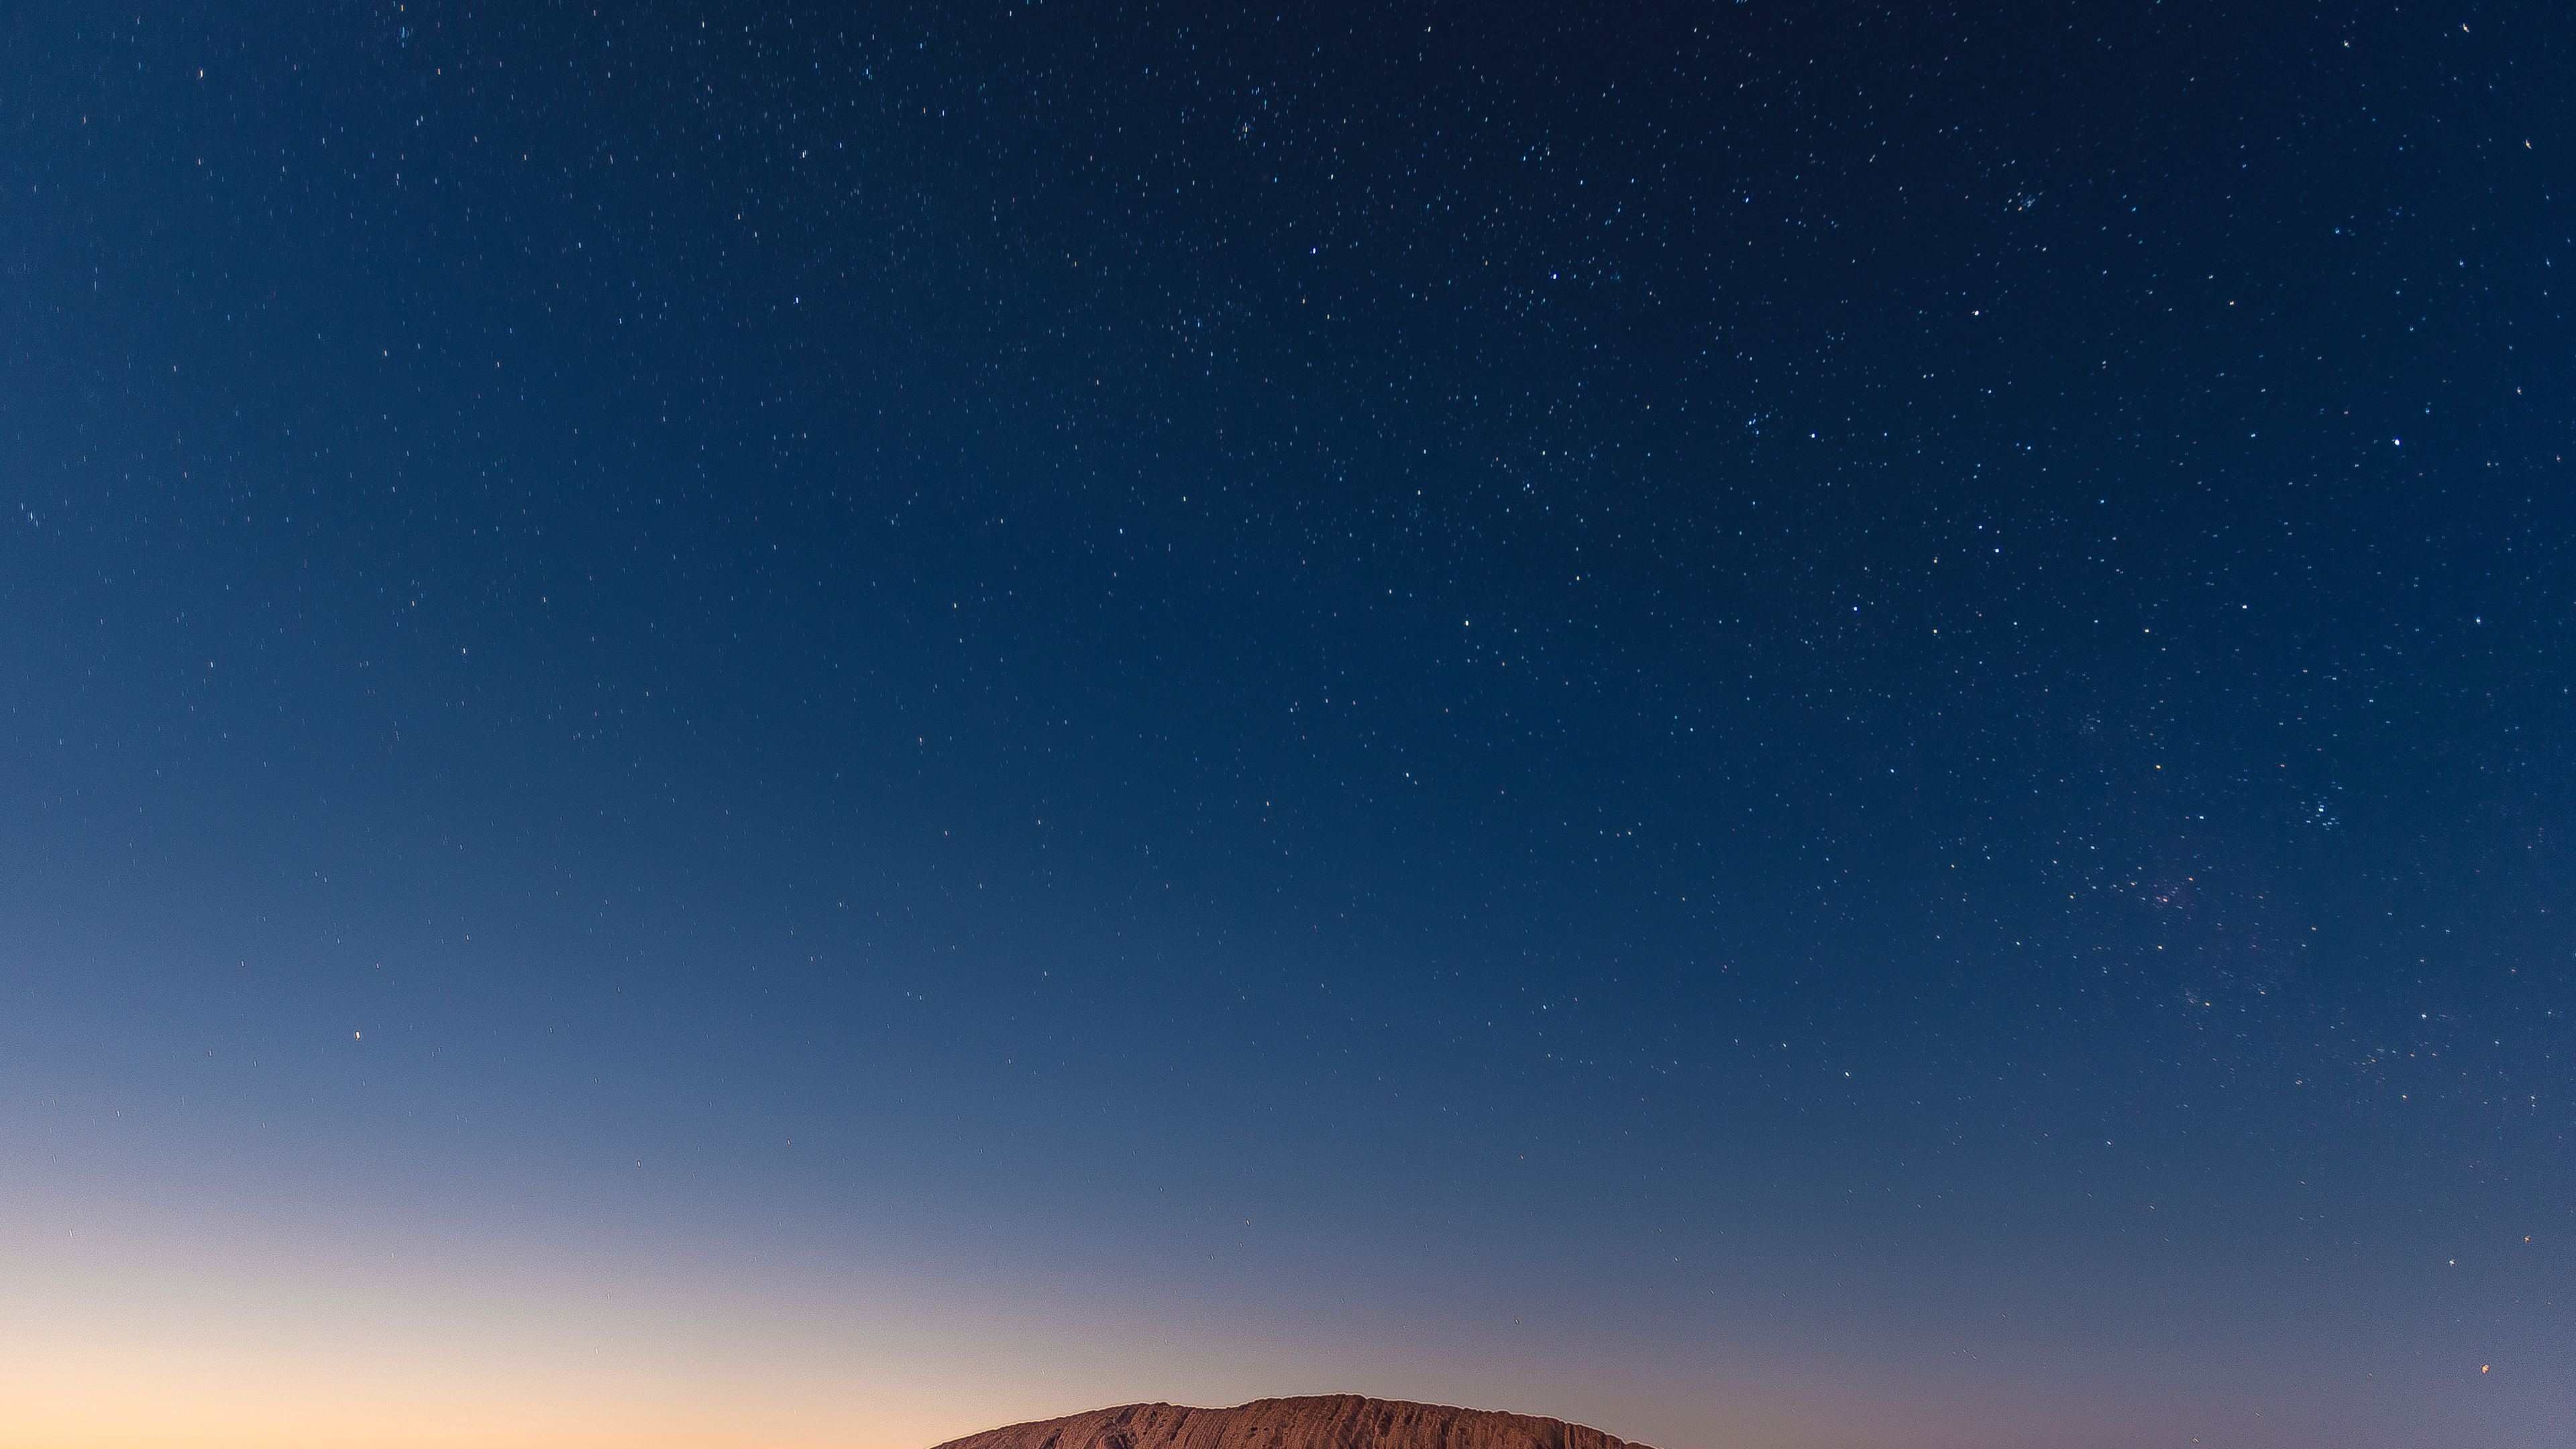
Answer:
3 3 2571 1447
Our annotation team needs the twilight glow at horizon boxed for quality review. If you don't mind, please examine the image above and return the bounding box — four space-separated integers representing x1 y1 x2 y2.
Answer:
3 4 2569 1448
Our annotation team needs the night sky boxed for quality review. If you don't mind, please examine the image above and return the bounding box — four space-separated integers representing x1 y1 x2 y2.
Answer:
4 4 2571 1447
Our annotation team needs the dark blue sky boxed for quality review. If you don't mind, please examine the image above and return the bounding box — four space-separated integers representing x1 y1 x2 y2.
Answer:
4 4 2571 1446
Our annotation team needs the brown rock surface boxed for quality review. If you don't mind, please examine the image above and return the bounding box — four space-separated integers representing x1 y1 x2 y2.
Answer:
930 1395 1654 1449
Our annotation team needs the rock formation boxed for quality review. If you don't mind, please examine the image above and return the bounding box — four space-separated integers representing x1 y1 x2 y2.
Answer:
931 1395 1654 1449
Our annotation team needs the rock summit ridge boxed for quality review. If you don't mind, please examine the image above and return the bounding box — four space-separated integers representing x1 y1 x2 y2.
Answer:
930 1394 1654 1449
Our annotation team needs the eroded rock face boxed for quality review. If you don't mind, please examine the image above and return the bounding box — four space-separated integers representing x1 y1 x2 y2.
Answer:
931 1395 1654 1449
